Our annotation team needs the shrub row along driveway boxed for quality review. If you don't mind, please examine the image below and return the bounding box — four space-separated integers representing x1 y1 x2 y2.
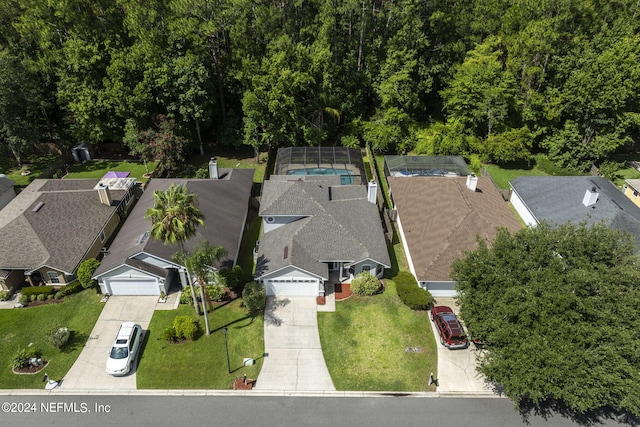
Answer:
58 296 157 391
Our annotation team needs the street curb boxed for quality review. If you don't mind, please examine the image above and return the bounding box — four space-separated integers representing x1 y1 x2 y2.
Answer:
1 389 503 398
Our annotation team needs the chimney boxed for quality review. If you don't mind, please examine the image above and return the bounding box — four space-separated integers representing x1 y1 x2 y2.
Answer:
367 180 377 204
97 182 112 206
583 187 599 207
466 174 478 192
209 157 219 179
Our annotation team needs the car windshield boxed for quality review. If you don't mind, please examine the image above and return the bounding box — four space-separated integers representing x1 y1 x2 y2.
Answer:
110 347 129 360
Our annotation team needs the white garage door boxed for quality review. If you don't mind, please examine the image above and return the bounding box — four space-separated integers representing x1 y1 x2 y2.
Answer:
106 278 159 296
265 280 318 296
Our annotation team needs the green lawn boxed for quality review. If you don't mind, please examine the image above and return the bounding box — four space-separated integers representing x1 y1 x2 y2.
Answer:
0 154 59 187
136 299 264 389
318 279 437 391
237 211 262 278
0 291 104 388
184 147 268 184
65 160 157 182
483 162 548 190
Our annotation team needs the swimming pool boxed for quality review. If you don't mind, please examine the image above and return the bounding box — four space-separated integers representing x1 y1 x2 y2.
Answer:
286 168 355 185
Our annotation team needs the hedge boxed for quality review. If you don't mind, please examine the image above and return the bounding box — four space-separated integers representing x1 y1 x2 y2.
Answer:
394 271 433 310
20 286 55 298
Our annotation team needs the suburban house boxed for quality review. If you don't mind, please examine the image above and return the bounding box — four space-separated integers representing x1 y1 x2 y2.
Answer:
0 177 136 292
0 176 16 211
93 167 254 296
622 179 640 208
510 175 640 248
254 147 389 297
386 156 521 297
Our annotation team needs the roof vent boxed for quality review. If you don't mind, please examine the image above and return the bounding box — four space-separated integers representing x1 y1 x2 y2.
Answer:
32 201 45 212
583 187 599 207
283 246 289 259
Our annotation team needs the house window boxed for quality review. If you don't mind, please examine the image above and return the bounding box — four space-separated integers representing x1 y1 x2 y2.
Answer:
634 190 639 198
361 265 372 274
47 271 60 284
100 230 106 242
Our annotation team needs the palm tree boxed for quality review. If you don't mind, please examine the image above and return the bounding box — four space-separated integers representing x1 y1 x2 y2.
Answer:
145 183 205 315
173 241 228 335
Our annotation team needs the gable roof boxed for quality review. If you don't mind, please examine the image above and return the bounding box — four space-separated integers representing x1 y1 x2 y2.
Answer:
0 177 14 194
389 176 521 282
510 176 640 246
94 169 254 278
256 177 390 279
0 179 127 274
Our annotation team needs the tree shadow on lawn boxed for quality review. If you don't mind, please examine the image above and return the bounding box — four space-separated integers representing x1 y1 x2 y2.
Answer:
518 398 640 426
60 331 88 354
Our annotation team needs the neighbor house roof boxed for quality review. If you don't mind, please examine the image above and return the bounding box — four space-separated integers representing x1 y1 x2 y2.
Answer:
389 176 521 282
0 177 14 194
0 179 127 274
255 176 390 279
510 176 640 247
93 169 255 278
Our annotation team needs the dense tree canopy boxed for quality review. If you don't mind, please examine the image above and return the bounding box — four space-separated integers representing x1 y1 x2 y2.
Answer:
2 0 640 173
451 222 640 416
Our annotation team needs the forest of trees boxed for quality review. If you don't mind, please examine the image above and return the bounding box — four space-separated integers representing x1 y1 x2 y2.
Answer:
1 0 640 174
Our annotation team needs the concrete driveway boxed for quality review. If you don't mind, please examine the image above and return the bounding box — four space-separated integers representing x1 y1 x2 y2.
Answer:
430 297 492 393
254 297 335 391
57 296 158 391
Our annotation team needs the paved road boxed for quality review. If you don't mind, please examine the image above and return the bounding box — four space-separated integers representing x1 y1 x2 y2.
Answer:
0 395 635 427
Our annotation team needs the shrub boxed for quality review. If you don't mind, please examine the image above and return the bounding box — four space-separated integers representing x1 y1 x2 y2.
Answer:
179 286 200 305
173 315 199 341
20 286 55 298
0 290 9 301
19 294 29 305
47 294 54 300
54 291 65 300
12 346 42 369
61 281 83 297
30 294 37 302
162 326 177 343
350 272 381 296
36 294 46 301
242 281 266 314
219 265 245 293
395 271 432 310
47 327 71 349
77 258 100 289
206 284 226 302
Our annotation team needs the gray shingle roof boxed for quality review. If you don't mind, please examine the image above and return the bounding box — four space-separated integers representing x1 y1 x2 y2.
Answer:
510 175 640 247
0 179 125 274
0 177 14 194
256 177 390 279
94 169 255 278
389 176 522 282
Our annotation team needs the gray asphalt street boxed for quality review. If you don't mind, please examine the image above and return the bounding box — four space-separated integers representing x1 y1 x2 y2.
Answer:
0 395 635 427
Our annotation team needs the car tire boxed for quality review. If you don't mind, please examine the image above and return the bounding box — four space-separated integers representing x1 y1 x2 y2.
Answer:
429 312 434 321
440 336 444 346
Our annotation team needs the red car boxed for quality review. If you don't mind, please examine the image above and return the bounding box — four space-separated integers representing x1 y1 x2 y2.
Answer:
430 306 469 349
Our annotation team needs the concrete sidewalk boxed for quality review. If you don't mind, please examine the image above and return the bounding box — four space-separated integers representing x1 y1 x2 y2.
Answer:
254 297 335 391
59 296 157 391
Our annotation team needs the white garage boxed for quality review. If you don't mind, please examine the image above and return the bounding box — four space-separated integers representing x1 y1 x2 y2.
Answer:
103 278 161 296
265 279 319 297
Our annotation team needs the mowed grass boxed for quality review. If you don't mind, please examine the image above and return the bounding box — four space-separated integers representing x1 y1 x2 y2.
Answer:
0 154 59 187
318 280 437 391
185 147 268 184
483 162 548 190
65 160 157 182
0 291 104 388
137 298 264 389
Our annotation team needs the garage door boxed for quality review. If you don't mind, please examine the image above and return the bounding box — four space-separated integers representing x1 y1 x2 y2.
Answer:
265 280 318 297
106 278 159 296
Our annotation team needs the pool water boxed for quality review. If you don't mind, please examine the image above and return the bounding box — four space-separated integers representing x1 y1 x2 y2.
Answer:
286 168 354 185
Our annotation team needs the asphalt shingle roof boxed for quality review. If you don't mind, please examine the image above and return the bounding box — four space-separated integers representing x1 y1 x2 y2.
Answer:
0 179 124 274
389 176 521 282
256 177 390 279
510 175 640 247
94 169 254 278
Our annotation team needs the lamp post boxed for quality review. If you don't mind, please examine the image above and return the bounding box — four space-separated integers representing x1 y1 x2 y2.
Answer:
222 327 230 374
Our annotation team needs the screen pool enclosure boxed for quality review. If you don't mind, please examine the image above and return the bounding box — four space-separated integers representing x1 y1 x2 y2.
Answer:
274 147 365 185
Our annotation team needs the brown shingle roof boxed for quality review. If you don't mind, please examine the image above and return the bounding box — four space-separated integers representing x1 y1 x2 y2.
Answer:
389 176 521 281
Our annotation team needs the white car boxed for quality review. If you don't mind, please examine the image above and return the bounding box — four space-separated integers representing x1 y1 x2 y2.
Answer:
106 322 143 376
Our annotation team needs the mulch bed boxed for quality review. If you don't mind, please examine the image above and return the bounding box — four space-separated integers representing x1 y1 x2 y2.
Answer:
22 299 64 308
12 361 48 375
334 283 353 300
233 377 255 390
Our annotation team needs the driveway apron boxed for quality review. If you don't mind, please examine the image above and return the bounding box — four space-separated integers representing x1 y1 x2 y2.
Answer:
57 296 157 391
255 297 335 391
